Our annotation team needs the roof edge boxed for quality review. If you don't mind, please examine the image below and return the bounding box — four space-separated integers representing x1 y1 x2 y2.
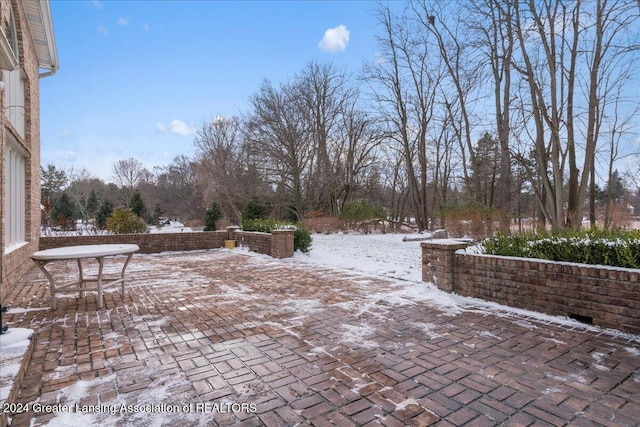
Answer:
23 0 58 77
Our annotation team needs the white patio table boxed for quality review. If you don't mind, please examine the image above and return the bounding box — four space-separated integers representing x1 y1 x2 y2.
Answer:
31 244 139 309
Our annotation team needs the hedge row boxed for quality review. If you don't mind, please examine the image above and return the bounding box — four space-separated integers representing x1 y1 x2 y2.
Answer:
482 228 640 269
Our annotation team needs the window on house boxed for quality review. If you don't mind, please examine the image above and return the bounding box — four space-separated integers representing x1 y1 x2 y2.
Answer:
4 139 26 252
7 4 18 60
2 5 24 137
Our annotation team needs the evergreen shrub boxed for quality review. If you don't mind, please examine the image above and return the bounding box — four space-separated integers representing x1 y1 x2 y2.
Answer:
204 201 222 231
339 200 385 222
242 197 270 220
106 207 148 234
95 200 114 229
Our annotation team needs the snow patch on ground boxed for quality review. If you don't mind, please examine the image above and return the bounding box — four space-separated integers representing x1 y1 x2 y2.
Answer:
591 352 610 372
394 397 420 411
35 369 211 427
479 331 502 341
411 322 447 339
625 347 640 356
338 324 378 349
6 307 49 314
0 328 33 403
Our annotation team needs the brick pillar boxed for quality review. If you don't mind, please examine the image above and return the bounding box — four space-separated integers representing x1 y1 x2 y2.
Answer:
271 230 294 259
226 226 240 241
421 240 470 292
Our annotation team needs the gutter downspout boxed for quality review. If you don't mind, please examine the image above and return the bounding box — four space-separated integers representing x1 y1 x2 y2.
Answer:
39 67 56 78
38 0 58 78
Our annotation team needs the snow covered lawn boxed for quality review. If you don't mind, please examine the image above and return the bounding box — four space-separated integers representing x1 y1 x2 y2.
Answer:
293 232 425 282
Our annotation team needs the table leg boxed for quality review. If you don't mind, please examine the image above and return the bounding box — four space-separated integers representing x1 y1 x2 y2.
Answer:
119 253 133 300
96 256 105 309
77 258 84 299
34 260 58 310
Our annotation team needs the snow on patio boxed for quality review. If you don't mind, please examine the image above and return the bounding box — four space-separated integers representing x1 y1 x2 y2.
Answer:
4 232 640 426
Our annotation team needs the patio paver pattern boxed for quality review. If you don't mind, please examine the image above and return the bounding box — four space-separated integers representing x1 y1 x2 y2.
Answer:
3 250 640 426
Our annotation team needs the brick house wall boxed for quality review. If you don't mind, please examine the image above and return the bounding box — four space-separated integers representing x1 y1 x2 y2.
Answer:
1 0 54 303
422 241 640 334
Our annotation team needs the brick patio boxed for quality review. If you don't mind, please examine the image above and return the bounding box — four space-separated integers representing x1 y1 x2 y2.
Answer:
3 249 640 426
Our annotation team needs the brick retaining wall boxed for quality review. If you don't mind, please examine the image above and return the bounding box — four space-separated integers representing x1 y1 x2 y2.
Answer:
38 227 295 259
40 231 228 253
234 231 271 256
231 229 295 259
422 240 640 334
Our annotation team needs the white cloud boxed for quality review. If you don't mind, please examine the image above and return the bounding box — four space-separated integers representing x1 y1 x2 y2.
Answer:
318 25 350 53
143 23 150 31
87 0 102 9
156 122 166 133
170 120 195 136
97 24 108 36
117 17 129 26
60 129 71 139
373 51 386 66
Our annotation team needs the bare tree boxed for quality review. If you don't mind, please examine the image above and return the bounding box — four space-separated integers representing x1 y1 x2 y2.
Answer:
194 116 255 222
335 102 383 207
412 0 483 204
364 4 445 231
467 0 515 232
511 0 639 231
298 62 348 215
245 79 313 221
112 158 151 199
153 155 205 222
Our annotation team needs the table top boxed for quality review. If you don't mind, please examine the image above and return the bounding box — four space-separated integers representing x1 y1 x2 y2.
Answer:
32 244 140 260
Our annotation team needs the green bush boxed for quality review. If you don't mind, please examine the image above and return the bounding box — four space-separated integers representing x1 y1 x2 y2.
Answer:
339 200 385 222
293 228 312 254
241 218 312 253
204 201 222 231
242 197 270 220
482 227 640 268
95 200 114 229
51 192 76 230
106 207 148 234
129 191 148 219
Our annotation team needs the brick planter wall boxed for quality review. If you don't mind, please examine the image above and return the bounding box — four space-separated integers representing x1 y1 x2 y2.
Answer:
422 240 640 334
231 229 295 259
233 231 271 256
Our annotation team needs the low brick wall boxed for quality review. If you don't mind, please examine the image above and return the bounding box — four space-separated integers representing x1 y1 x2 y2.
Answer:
39 228 296 259
231 229 295 259
40 231 228 253
422 240 640 334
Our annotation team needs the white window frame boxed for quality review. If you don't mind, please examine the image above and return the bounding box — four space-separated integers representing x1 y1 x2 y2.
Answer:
0 5 18 71
4 138 27 253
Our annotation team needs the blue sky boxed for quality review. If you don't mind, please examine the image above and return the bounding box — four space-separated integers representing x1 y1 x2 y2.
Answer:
41 0 391 182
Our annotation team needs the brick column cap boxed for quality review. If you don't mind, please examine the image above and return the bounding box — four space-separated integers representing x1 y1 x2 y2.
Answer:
421 239 470 251
271 229 294 234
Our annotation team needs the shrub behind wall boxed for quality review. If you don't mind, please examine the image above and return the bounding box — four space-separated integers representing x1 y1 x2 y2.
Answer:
482 227 640 268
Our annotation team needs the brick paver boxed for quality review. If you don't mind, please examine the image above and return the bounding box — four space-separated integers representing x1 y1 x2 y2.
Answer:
3 249 640 426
